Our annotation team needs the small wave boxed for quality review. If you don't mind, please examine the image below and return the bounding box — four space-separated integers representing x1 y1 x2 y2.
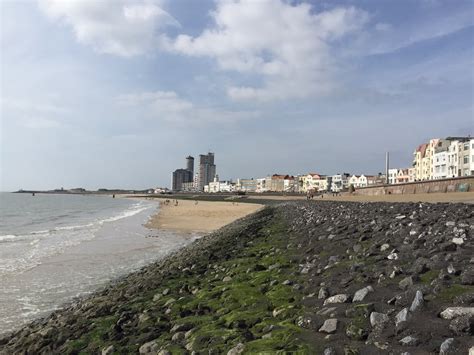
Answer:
0 235 17 242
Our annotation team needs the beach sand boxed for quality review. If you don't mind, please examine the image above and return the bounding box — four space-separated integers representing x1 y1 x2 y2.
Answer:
248 191 474 204
145 199 263 233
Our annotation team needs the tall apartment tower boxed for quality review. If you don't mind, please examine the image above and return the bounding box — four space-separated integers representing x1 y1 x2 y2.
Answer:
197 152 216 191
186 156 194 175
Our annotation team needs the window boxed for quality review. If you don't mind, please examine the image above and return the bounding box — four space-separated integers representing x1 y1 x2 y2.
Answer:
464 143 469 150
464 156 469 164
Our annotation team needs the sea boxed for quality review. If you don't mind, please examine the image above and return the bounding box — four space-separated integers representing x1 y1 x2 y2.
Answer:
0 192 196 335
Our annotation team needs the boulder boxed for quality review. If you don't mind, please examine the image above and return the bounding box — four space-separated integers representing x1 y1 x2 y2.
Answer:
409 290 424 312
324 294 349 305
439 338 454 355
227 343 245 355
353 286 374 302
139 340 160 354
370 312 389 328
440 307 474 320
395 308 410 327
319 319 338 334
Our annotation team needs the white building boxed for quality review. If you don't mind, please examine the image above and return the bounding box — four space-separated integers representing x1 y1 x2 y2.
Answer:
388 169 398 184
349 175 369 188
433 147 449 179
330 174 350 192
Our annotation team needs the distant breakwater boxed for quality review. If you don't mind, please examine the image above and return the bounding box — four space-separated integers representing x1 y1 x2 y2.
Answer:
1 201 473 354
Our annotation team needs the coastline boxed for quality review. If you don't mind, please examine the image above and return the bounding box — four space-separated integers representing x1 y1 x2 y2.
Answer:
2 200 473 354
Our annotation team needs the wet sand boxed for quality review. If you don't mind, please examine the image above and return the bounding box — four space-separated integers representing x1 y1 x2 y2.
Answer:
145 199 263 233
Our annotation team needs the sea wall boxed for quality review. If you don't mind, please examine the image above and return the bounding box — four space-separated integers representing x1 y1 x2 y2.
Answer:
354 176 474 196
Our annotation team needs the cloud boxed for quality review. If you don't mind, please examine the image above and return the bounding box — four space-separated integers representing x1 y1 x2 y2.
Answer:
166 0 369 101
38 0 179 57
116 91 259 124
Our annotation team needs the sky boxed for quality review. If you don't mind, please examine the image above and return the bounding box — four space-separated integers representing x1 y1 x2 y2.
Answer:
0 0 473 191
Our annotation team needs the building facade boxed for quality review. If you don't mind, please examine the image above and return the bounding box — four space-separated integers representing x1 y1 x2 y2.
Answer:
197 152 216 191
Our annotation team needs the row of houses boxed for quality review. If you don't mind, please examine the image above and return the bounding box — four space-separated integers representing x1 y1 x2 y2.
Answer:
204 173 388 193
413 137 474 180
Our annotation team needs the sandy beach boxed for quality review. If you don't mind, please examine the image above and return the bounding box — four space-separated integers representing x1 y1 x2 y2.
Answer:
145 198 263 233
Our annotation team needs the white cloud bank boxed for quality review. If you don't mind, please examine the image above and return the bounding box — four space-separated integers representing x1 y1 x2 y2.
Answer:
167 0 369 101
38 0 178 57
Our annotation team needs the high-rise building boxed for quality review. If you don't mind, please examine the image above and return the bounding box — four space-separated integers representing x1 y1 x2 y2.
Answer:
197 152 216 191
186 156 194 175
172 156 194 191
172 169 193 191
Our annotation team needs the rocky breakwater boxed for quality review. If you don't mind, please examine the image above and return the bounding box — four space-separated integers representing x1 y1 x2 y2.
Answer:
1 201 473 354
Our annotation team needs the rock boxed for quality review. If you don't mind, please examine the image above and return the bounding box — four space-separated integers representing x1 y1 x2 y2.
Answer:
319 319 338 334
370 312 389 328
353 286 373 302
395 215 406 220
445 221 455 227
469 346 474 355
346 323 368 340
223 276 232 282
439 338 454 354
317 307 338 316
395 308 410 326
227 343 245 355
171 332 185 342
409 290 424 312
449 315 474 335
162 288 170 296
324 294 349 305
153 294 162 302
440 307 474 320
282 279 293 285
399 336 418 346
387 252 398 260
399 276 414 290
380 244 390 251
164 298 176 306
158 351 171 355
452 238 464 245
102 345 114 355
323 348 336 355
318 287 329 299
461 267 474 285
139 340 160 354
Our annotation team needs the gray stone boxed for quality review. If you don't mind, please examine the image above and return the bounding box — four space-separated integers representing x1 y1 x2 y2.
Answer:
317 307 338 316
102 345 114 355
449 315 474 335
380 243 390 251
223 276 232 282
440 307 474 320
370 312 390 328
162 288 170 296
318 287 329 299
171 332 185 342
399 276 414 290
319 318 338 333
324 294 349 305
139 340 160 354
452 237 464 245
409 290 424 312
227 343 245 355
399 336 418 346
439 338 454 354
323 348 336 355
353 286 374 302
158 351 171 355
395 308 410 326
